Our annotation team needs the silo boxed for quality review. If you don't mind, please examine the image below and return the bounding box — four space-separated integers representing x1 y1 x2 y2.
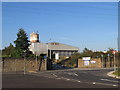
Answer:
30 32 39 43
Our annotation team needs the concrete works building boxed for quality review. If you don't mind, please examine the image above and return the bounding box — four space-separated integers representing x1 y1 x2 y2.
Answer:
29 32 79 60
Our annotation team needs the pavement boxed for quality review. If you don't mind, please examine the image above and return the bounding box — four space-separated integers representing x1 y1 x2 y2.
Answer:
107 71 120 79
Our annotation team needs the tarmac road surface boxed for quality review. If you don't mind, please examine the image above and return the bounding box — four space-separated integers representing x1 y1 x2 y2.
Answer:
2 68 120 88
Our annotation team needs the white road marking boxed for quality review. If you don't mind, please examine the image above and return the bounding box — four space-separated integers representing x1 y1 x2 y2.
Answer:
52 74 58 77
93 82 96 85
92 82 118 87
74 73 79 76
71 79 81 82
67 73 78 76
62 77 69 80
113 85 117 87
67 79 70 80
56 78 61 79
101 79 119 83
54 76 118 87
81 81 118 87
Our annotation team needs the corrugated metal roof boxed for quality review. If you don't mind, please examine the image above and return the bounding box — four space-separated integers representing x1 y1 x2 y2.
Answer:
47 42 79 51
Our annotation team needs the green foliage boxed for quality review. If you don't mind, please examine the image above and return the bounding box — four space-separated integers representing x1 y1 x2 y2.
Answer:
14 28 30 57
113 71 120 76
71 52 81 60
2 43 15 57
80 48 93 58
2 43 23 58
92 51 103 58
11 49 22 58
58 53 80 68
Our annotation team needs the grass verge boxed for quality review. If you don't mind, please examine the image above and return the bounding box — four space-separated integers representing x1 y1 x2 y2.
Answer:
113 71 120 76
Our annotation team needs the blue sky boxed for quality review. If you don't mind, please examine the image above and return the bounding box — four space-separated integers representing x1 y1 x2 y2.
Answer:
2 2 118 52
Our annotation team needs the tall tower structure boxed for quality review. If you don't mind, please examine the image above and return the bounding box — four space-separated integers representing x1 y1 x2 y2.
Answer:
30 32 39 43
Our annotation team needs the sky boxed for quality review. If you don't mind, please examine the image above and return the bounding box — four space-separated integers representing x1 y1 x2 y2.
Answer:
2 2 118 52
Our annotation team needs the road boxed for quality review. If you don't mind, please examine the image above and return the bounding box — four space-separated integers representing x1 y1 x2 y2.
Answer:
2 68 120 88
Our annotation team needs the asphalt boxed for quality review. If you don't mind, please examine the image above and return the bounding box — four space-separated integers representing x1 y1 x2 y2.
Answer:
2 68 120 88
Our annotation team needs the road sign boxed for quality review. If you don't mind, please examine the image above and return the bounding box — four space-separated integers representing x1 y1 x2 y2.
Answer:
82 57 91 61
55 53 59 60
84 61 89 66
112 50 117 55
91 61 96 64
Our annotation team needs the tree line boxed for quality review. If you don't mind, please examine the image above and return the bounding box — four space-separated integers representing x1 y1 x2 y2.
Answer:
73 48 117 60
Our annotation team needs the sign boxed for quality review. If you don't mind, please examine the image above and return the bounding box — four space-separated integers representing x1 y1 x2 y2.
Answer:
55 53 59 60
112 50 117 55
44 56 47 59
82 57 91 61
103 50 107 53
91 61 96 64
84 61 89 66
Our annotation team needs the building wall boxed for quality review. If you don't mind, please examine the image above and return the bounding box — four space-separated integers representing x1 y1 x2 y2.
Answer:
51 50 78 58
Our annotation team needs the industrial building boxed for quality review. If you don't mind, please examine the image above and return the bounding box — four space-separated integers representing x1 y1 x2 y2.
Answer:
47 42 79 59
29 32 79 60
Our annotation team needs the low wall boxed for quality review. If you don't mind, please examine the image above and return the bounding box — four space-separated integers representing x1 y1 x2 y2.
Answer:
78 58 102 68
2 58 51 72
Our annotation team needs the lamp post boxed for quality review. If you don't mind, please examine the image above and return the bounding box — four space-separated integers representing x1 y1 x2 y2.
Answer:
23 50 26 75
112 50 117 72
101 54 104 68
113 54 116 71
48 38 51 60
107 54 110 67
49 45 51 60
44 55 47 70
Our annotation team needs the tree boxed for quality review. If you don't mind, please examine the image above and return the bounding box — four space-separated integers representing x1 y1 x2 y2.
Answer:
2 43 15 57
81 48 93 57
14 28 30 58
92 51 103 58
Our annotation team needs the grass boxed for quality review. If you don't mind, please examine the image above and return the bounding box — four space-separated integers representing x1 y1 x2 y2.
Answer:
113 71 120 76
